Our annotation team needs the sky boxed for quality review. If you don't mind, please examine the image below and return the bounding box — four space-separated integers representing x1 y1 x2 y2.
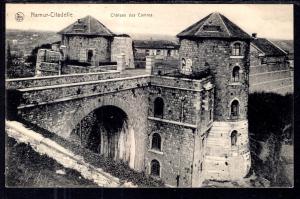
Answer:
6 4 293 40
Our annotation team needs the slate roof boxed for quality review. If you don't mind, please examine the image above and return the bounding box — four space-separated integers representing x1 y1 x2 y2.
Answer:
177 12 251 39
58 15 115 36
251 38 287 57
270 40 293 54
133 40 180 49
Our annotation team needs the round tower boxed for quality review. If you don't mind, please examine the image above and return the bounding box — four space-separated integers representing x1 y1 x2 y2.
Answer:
177 12 251 181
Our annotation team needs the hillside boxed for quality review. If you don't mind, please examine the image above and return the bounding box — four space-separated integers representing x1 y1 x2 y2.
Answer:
6 29 60 56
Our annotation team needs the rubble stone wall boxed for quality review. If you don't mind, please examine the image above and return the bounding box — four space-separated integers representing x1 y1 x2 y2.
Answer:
249 45 293 95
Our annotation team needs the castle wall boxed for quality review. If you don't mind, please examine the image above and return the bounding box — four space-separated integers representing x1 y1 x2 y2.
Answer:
145 121 195 187
62 35 111 63
145 76 213 187
249 45 293 95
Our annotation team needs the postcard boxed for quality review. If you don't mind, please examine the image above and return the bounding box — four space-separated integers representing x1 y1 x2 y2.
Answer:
5 3 294 188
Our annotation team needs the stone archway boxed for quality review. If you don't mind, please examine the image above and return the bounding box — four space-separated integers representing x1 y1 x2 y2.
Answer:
70 105 135 168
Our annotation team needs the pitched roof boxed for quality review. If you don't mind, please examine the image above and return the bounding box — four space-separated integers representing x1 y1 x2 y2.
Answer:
133 40 180 49
177 12 251 39
270 40 293 54
251 38 287 56
58 15 115 36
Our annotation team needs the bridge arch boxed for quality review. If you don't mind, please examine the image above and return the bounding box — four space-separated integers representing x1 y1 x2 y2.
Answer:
69 96 140 169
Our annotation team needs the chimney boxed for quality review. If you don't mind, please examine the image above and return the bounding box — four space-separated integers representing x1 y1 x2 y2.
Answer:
252 33 257 38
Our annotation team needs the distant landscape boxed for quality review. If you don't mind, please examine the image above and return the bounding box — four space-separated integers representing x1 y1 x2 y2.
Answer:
6 28 292 58
5 29 293 79
6 29 178 56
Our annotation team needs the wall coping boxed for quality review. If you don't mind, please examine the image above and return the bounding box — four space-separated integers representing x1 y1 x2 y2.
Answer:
151 84 203 92
148 116 197 129
18 75 151 92
249 69 291 76
150 75 210 83
6 71 120 82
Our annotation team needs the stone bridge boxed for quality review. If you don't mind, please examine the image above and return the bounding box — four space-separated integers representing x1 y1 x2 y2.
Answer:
6 71 151 171
6 69 214 187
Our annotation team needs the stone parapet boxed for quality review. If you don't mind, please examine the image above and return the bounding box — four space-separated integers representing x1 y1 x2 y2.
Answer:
6 71 120 89
150 75 211 92
15 75 150 108
62 64 117 74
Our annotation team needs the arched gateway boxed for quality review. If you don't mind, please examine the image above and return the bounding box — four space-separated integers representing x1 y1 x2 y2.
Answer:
70 105 136 168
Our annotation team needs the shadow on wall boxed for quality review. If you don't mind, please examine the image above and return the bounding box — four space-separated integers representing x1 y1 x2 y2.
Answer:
248 92 293 187
70 105 136 166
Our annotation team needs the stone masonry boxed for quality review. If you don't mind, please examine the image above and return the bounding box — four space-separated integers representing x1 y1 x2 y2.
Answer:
6 12 255 187
249 42 293 95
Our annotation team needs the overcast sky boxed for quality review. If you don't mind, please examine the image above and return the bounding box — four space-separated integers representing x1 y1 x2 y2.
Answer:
6 4 293 40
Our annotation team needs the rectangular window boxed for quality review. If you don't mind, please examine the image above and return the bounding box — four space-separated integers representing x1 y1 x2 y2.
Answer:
261 57 266 64
232 48 240 56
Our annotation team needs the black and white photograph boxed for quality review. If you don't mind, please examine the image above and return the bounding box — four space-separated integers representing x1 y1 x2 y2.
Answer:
4 3 294 188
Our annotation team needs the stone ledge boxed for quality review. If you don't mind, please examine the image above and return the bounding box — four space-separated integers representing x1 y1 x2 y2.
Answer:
18 75 151 92
230 55 244 59
148 149 164 155
148 116 197 129
6 71 120 81
228 82 242 86
151 84 203 92
17 86 147 109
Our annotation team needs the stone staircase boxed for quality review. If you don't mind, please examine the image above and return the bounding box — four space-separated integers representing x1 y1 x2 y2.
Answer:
202 121 250 182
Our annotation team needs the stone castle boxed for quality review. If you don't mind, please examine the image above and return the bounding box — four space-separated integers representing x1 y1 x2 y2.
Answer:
8 12 253 187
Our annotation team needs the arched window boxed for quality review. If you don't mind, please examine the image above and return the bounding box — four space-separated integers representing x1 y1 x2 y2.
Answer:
181 58 186 68
150 159 160 177
151 133 161 151
232 66 240 82
231 130 238 146
232 43 241 56
231 100 239 118
154 97 164 118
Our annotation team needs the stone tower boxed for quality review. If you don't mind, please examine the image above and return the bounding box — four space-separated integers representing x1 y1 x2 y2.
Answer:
58 15 115 64
177 12 251 181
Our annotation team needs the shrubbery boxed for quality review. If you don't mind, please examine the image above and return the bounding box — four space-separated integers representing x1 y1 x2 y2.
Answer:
248 92 293 187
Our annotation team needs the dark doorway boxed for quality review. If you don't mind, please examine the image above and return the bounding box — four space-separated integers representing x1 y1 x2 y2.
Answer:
167 50 171 57
87 50 93 63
